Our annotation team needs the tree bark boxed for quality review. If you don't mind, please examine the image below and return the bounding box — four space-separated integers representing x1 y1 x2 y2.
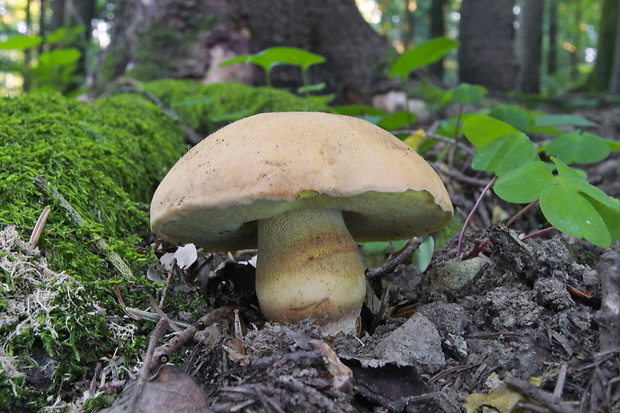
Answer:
609 0 620 94
428 0 448 79
515 0 544 93
93 0 394 104
583 0 619 91
457 0 518 91
546 0 558 76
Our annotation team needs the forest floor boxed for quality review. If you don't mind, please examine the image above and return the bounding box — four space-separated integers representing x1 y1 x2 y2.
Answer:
96 106 620 413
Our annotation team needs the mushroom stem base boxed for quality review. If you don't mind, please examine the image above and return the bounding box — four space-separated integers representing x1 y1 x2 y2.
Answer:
256 208 366 334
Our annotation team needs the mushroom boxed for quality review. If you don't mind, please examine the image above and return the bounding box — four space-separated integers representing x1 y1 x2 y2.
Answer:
150 112 453 335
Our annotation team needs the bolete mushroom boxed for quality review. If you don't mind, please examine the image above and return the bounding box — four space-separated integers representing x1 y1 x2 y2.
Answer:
150 112 453 334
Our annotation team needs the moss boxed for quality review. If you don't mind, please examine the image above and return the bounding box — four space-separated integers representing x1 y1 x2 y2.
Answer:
0 91 187 410
141 79 332 136
0 82 331 409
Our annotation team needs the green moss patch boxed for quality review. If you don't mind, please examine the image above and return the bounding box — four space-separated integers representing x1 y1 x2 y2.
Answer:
142 79 332 136
0 91 186 410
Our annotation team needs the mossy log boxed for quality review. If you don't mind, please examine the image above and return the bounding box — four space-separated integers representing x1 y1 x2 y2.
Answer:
0 81 327 410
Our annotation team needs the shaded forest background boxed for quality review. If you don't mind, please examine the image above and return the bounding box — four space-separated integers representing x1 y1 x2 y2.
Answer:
1 0 619 101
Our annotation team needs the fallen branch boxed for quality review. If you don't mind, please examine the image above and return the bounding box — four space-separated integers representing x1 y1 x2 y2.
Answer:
33 174 134 279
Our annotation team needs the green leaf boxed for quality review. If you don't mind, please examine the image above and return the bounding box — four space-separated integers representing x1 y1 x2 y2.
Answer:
297 82 326 94
553 158 619 210
218 54 253 68
38 48 81 66
585 195 620 244
307 94 336 105
471 133 537 176
462 115 521 149
488 106 531 132
0 35 42 50
493 161 556 203
377 111 417 131
534 114 599 128
208 108 255 122
332 105 387 117
253 47 326 71
449 83 487 105
540 185 611 248
389 37 459 79
46 25 86 44
545 131 611 164
412 237 435 272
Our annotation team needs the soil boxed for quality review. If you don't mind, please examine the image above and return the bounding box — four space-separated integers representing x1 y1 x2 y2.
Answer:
98 226 619 413
99 106 620 413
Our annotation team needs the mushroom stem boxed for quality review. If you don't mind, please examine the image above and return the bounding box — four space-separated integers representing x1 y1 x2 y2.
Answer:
256 208 366 334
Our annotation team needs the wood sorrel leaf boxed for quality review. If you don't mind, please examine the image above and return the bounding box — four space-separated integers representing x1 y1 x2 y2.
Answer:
449 84 487 105
493 161 555 203
471 133 537 176
534 114 599 128
252 47 325 71
463 115 521 149
488 105 531 132
389 37 459 79
540 185 611 248
545 131 611 164
0 35 42 50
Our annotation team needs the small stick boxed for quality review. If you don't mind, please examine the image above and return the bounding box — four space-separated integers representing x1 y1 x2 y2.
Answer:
366 236 427 279
28 205 51 249
553 364 568 399
504 374 579 413
33 175 134 279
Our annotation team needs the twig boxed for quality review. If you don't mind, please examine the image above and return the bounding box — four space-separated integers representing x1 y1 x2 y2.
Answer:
130 315 171 412
366 236 427 279
431 164 490 187
33 175 135 279
504 374 579 413
152 307 233 365
553 364 568 399
28 205 51 249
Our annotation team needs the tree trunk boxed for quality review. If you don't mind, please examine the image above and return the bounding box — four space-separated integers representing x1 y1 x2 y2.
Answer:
457 0 518 91
546 0 558 76
428 0 447 79
93 0 394 104
515 0 544 93
608 0 620 94
583 0 619 91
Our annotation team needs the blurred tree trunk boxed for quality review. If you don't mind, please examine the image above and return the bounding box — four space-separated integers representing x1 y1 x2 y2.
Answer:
402 0 415 50
93 0 395 104
428 0 447 79
515 0 543 93
458 0 518 91
546 0 558 77
611 2 620 94
584 0 618 91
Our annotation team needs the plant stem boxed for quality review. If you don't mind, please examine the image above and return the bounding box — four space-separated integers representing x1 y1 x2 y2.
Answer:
506 199 540 228
457 176 497 257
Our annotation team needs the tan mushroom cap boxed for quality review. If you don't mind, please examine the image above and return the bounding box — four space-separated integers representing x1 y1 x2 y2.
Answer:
150 112 453 248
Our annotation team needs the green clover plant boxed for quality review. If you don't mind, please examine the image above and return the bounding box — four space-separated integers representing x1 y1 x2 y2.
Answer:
463 115 620 248
219 46 327 99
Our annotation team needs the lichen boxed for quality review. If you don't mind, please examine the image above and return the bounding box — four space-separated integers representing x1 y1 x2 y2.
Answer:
141 79 332 136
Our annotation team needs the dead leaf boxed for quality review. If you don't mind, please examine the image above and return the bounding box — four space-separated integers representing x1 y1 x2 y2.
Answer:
101 364 211 413
464 383 524 413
